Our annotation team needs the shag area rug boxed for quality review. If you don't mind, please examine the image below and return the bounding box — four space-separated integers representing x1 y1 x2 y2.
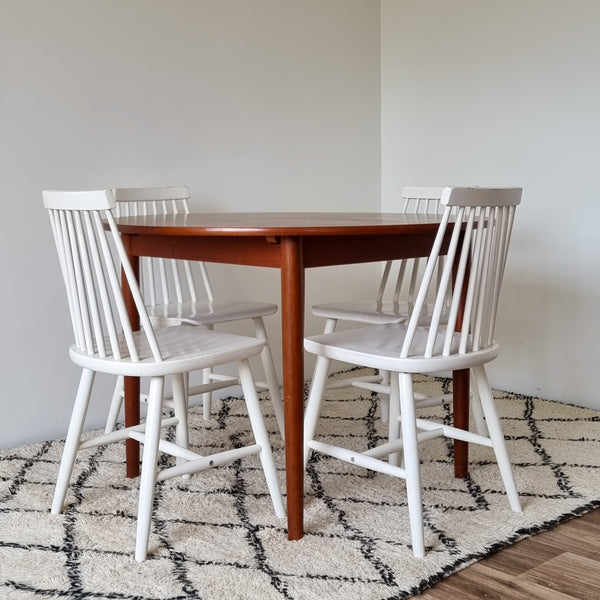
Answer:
1 370 600 600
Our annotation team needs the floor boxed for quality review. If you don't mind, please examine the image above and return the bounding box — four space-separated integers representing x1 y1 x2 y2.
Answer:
415 507 600 600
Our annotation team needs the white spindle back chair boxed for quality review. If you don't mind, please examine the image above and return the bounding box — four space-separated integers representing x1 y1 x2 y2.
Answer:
105 186 284 437
313 186 446 334
303 186 523 558
312 187 453 422
44 190 285 562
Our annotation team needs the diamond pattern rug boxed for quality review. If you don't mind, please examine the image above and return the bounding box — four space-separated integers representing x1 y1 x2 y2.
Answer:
1 370 600 599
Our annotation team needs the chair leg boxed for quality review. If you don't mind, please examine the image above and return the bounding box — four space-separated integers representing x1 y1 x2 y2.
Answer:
135 376 165 562
387 374 401 467
252 317 285 440
104 375 124 434
202 366 213 421
303 355 332 468
171 373 189 470
323 318 337 335
472 365 521 513
398 372 425 558
202 324 216 420
380 370 391 423
469 370 488 437
52 368 95 514
237 359 286 518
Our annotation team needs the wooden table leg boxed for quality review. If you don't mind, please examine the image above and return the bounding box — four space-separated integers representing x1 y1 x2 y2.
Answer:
452 251 470 479
122 235 140 478
453 368 470 478
280 236 305 540
124 375 141 478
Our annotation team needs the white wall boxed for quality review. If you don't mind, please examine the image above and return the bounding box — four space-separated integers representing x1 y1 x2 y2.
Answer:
3 0 597 451
381 0 600 408
0 0 381 448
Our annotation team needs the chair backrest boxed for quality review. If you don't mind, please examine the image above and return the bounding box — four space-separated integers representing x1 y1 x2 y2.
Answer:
376 186 445 311
113 186 214 306
400 186 522 359
43 190 163 362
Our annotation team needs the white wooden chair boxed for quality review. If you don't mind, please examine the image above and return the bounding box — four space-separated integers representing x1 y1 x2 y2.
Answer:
313 186 446 335
312 187 453 421
44 190 285 562
104 186 284 438
303 186 523 557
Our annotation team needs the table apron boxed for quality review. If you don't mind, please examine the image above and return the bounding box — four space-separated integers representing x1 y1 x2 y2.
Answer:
127 232 440 269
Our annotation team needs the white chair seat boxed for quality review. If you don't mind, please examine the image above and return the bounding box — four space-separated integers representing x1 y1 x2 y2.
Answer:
312 301 410 325
70 326 265 377
305 322 499 375
149 299 277 327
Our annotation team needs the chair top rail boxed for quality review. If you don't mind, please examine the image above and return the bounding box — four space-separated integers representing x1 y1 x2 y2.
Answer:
113 186 190 203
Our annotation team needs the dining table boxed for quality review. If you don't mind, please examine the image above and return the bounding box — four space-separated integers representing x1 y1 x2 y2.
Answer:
114 212 471 541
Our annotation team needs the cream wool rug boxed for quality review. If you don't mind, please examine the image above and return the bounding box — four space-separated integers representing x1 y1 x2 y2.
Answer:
1 370 600 600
